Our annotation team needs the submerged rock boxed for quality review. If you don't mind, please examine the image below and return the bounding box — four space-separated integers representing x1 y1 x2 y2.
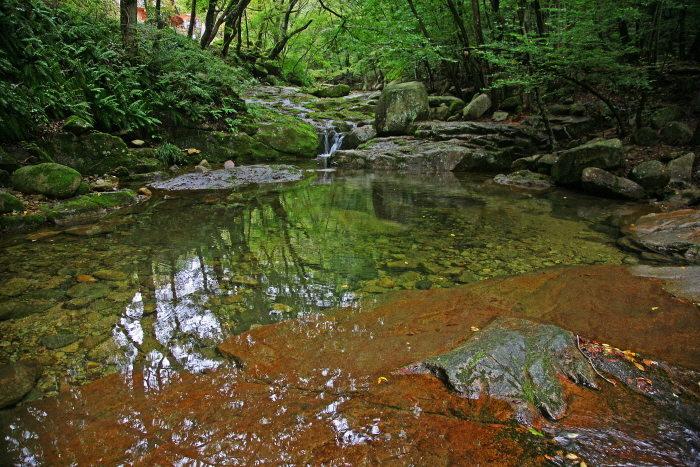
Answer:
0 361 42 409
398 317 597 421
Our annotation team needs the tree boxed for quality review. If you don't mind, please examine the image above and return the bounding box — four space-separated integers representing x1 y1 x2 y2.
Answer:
120 0 138 49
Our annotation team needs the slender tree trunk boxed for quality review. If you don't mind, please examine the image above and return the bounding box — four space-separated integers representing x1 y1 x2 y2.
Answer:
155 0 164 29
200 0 219 48
471 0 485 45
187 0 197 38
120 0 138 50
561 74 628 137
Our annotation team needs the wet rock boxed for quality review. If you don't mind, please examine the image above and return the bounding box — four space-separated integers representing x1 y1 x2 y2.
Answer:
86 338 120 362
150 165 304 191
340 125 377 150
0 361 42 408
66 282 109 300
462 93 491 120
622 209 700 263
493 170 553 190
662 185 700 207
399 317 597 421
581 167 646 200
331 140 474 171
629 160 670 191
138 187 152 197
551 138 624 184
197 159 212 170
194 164 210 174
224 160 235 169
455 271 480 283
662 122 694 146
42 334 79 350
376 277 396 289
0 193 25 213
375 82 430 136
13 163 82 199
430 104 451 121
91 177 118 192
428 96 465 113
631 126 660 146
419 261 443 274
415 280 432 289
63 222 117 236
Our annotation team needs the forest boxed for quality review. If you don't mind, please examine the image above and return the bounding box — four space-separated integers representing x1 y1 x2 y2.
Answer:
1 0 699 145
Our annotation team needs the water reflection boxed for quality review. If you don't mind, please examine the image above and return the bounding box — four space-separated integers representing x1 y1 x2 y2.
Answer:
0 167 637 398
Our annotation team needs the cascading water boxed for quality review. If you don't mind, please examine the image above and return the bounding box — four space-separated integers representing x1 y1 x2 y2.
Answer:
317 125 348 168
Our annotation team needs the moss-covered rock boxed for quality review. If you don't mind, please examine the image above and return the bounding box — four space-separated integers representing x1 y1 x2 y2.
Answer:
0 148 20 172
551 139 624 184
41 190 136 225
63 115 93 136
0 170 11 187
0 193 25 213
13 163 82 199
39 132 138 175
2 146 53 166
0 213 45 231
651 105 686 130
255 121 319 158
662 122 694 146
310 84 351 98
375 81 430 136
632 127 661 146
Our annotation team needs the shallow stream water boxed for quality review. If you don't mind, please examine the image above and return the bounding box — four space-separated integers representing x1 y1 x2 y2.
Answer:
0 164 639 401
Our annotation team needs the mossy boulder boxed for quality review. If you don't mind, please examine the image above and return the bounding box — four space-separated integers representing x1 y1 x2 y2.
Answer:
629 160 670 191
551 139 624 184
255 121 319 158
662 122 694 146
41 191 137 225
63 115 93 136
39 132 138 175
375 81 430 136
0 193 25 213
581 167 646 200
499 96 523 112
632 127 661 146
0 170 11 187
311 84 351 98
13 163 82 199
2 146 53 166
651 105 686 130
0 213 45 231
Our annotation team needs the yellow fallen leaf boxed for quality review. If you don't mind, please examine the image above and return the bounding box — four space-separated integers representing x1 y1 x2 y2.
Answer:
341 285 348 288
378 376 388 384
634 362 645 371
565 453 580 460
651 306 659 310
470 326 479 331
581 462 588 467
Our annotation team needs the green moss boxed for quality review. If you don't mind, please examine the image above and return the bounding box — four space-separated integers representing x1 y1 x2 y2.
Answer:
84 191 137 208
12 163 82 198
0 213 45 231
0 193 25 213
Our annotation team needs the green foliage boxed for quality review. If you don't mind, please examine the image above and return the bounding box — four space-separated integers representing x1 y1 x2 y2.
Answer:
0 0 252 143
155 143 187 165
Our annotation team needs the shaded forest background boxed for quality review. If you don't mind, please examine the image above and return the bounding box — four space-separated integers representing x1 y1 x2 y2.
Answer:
1 0 699 144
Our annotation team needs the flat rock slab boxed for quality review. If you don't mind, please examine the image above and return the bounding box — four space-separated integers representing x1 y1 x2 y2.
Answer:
622 209 700 263
149 164 303 191
398 317 597 422
1 265 699 466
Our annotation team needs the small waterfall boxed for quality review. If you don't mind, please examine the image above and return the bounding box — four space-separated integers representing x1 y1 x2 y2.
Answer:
319 128 345 158
316 127 345 168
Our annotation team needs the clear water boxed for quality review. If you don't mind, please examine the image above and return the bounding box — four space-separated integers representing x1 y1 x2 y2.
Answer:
0 164 636 400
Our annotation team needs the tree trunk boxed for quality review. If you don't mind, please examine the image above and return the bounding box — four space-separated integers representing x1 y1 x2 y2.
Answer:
120 0 138 50
535 87 557 151
561 74 628 137
187 0 197 38
200 0 219 48
155 0 164 29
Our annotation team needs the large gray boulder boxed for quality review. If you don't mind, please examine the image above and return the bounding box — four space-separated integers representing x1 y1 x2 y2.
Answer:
667 152 695 186
374 82 430 136
428 96 465 114
12 163 82 199
340 125 377 150
330 140 474 171
631 127 660 146
581 167 646 200
462 93 492 120
310 84 351 98
398 317 597 421
551 138 624 184
629 160 670 191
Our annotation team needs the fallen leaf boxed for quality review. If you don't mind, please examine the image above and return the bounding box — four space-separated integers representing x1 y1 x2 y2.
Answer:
378 376 388 384
634 362 645 371
566 453 580 460
642 358 656 366
528 428 544 436
470 326 479 331
651 306 659 310
581 462 588 467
